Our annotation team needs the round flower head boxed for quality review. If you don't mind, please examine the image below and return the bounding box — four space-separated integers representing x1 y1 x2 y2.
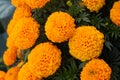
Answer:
45 11 75 43
0 71 6 80
69 26 104 61
18 63 41 80
5 66 20 80
3 47 17 66
11 0 26 7
25 0 50 9
8 17 40 50
80 59 112 80
82 0 105 12
13 4 32 20
112 1 120 9
110 9 120 26
28 42 61 78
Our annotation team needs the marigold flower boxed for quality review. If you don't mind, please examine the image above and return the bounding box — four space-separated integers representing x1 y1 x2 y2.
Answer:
11 0 26 7
25 0 50 9
80 59 112 80
112 1 120 9
3 47 17 66
5 66 20 80
110 9 120 26
13 4 32 20
82 0 105 12
7 4 32 36
18 63 41 80
28 42 61 78
7 17 40 50
69 26 104 61
45 11 75 43
0 71 6 80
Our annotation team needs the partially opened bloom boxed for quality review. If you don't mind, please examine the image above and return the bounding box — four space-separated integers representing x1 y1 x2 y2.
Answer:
5 66 20 80
25 0 50 9
18 63 41 80
8 17 40 50
0 71 6 80
82 0 105 12
28 42 61 78
80 59 112 80
3 47 17 66
69 26 104 61
45 11 75 43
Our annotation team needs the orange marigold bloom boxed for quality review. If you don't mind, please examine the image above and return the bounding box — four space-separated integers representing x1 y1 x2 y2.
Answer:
5 66 20 80
112 1 120 9
28 42 61 78
82 0 105 12
8 17 40 50
25 0 50 9
11 0 26 7
110 9 120 26
7 4 32 36
3 47 17 66
18 63 41 80
0 71 6 80
69 26 104 61
13 4 32 20
45 11 75 43
80 59 112 80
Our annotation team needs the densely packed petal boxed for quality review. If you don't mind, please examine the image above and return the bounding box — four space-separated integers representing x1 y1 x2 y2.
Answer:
69 26 104 61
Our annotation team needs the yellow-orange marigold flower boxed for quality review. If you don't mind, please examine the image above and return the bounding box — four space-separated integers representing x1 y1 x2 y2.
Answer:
11 0 26 7
0 71 6 80
18 63 41 80
8 17 40 50
45 11 75 43
28 42 61 78
69 26 104 61
80 59 112 80
112 1 120 9
7 4 32 36
3 47 17 66
82 0 105 12
13 4 32 20
25 0 50 9
110 9 120 26
5 66 20 80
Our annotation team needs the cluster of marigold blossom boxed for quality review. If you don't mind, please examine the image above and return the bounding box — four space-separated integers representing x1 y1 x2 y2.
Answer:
1 0 119 80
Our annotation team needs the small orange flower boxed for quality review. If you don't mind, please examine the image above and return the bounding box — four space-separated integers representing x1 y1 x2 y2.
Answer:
45 11 75 43
69 26 104 61
7 17 40 50
80 59 112 80
3 47 17 66
18 63 41 80
0 71 6 80
28 42 61 78
13 4 32 20
5 66 20 80
82 0 105 12
25 0 50 9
